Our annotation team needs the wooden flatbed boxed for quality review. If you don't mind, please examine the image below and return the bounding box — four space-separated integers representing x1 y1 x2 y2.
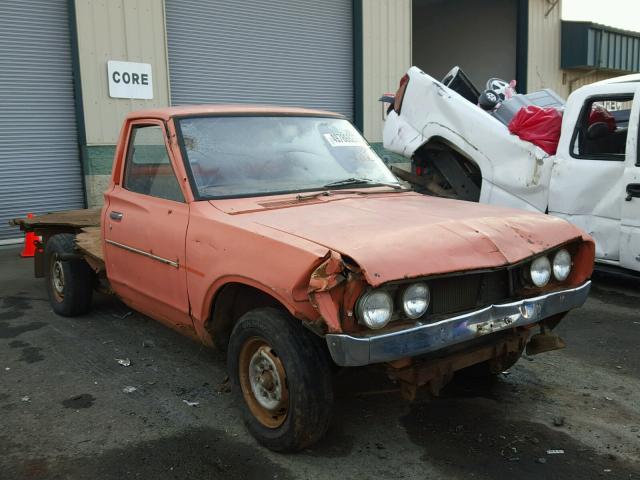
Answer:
11 208 101 232
11 208 105 271
75 226 104 264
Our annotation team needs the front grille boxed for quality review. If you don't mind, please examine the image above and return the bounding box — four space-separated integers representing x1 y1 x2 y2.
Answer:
430 275 482 315
429 270 511 316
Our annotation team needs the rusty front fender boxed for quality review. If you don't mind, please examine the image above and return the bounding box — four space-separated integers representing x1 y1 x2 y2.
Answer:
307 251 366 334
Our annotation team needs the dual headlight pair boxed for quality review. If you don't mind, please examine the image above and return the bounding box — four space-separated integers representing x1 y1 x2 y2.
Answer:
357 248 573 331
356 283 430 330
529 248 572 287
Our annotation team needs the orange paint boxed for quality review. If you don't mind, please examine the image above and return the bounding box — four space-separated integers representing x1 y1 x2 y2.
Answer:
99 105 595 347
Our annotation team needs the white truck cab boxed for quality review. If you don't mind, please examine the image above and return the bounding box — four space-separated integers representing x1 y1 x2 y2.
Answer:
550 76 640 271
383 68 640 273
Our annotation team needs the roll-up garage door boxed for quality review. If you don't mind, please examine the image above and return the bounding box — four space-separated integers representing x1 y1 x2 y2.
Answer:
165 0 354 119
0 0 84 241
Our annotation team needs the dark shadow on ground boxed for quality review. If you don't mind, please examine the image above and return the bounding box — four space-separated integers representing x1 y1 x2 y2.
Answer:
4 427 293 480
401 394 638 480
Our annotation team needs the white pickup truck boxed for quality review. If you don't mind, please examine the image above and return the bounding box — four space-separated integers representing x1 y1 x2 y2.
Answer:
383 67 640 274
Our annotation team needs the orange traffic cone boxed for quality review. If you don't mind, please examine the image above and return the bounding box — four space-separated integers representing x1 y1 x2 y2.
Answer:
20 213 40 258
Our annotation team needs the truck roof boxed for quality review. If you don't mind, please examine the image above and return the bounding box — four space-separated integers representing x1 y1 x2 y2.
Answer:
592 73 640 86
126 104 344 121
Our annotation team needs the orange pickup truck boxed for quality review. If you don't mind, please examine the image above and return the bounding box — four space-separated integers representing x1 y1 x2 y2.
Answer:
13 105 595 452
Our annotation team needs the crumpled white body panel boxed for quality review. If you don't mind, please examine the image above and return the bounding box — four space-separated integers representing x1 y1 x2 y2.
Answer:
383 67 640 271
384 68 554 212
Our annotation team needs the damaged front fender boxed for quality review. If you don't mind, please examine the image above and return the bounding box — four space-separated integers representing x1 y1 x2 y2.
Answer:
307 251 366 334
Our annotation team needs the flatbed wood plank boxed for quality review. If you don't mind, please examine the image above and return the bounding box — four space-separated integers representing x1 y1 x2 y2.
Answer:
75 226 105 273
10 208 101 231
75 226 104 262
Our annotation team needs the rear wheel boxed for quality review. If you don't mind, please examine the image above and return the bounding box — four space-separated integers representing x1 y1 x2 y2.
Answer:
45 234 94 316
228 308 333 452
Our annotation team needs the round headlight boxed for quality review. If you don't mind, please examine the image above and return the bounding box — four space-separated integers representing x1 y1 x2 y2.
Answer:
402 283 430 319
553 249 572 281
530 256 551 287
357 290 393 330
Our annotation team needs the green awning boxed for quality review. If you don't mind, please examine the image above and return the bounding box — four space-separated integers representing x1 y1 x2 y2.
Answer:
562 21 640 73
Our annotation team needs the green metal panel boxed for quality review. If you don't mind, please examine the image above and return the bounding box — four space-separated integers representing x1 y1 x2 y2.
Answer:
515 0 528 93
82 145 117 176
353 0 363 132
562 21 640 73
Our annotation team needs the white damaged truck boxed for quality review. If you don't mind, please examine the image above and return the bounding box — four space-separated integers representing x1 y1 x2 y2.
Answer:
383 67 640 274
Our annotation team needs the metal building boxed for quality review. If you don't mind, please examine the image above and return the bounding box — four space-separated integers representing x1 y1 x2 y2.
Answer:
165 0 354 118
0 0 85 241
1 0 637 242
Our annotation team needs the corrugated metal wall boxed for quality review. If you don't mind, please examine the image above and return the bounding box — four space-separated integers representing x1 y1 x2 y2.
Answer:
0 0 84 241
567 70 621 93
165 0 354 119
527 0 568 97
362 0 412 142
75 0 171 145
587 26 640 72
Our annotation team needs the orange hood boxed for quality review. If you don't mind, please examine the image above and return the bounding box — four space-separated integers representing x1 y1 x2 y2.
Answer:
212 192 588 286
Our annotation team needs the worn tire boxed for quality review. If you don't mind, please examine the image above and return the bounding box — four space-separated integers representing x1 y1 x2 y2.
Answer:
478 89 500 110
228 307 334 452
45 233 94 317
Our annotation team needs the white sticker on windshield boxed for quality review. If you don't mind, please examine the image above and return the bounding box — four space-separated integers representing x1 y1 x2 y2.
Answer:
323 132 364 147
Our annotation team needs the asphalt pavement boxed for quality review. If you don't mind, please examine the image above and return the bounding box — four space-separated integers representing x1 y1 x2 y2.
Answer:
1 245 639 479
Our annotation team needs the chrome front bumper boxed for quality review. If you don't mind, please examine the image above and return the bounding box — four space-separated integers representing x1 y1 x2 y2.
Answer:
326 281 591 367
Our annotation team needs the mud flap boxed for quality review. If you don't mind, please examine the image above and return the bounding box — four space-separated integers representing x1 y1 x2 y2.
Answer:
526 326 567 355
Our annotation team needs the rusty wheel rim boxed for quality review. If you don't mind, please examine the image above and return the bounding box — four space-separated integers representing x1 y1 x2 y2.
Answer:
238 337 289 429
50 255 65 303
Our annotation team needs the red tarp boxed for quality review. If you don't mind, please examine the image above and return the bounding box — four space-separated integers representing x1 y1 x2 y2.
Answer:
508 106 563 155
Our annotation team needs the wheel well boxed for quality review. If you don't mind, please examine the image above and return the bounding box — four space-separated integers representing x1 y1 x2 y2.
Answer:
206 283 285 351
413 138 482 201
415 138 481 175
417 137 459 154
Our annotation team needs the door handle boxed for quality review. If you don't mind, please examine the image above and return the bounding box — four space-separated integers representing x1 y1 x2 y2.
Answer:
110 211 124 221
625 183 640 201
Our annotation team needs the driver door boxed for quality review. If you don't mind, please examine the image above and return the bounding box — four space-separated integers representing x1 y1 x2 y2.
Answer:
103 121 195 336
548 84 637 264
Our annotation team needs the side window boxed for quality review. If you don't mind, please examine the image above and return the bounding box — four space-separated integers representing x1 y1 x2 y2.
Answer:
123 126 184 202
571 96 633 161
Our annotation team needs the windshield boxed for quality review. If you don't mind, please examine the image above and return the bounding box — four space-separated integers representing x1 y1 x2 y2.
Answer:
177 115 399 198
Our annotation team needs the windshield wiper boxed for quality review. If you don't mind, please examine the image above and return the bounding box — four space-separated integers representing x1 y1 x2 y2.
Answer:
295 186 408 201
322 177 404 190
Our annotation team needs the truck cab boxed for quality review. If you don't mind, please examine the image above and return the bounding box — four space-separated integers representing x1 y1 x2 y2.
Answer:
549 76 640 271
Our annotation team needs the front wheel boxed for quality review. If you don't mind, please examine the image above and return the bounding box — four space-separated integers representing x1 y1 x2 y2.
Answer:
45 233 94 317
227 308 334 452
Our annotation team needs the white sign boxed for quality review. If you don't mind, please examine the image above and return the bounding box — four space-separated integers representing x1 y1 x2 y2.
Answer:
107 60 153 100
323 132 364 147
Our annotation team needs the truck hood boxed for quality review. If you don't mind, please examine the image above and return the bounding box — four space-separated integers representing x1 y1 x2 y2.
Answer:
212 192 585 286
